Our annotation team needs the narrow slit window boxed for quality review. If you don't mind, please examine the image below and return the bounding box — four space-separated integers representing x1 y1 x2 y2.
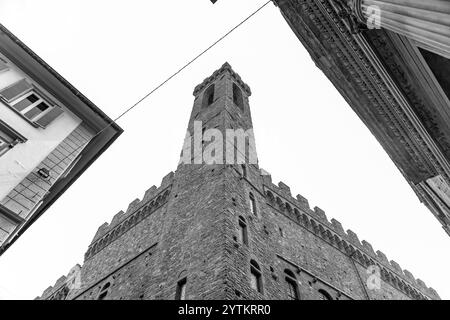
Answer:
241 164 247 178
202 84 215 108
233 82 244 111
238 216 248 246
250 260 263 293
249 192 257 216
285 269 300 300
175 277 187 300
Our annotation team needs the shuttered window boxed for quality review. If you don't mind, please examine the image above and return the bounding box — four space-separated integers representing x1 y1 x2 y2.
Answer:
0 79 64 128
35 107 64 127
0 79 32 102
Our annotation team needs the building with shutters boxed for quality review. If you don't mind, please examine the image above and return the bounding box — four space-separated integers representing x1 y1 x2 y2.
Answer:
37 63 439 300
0 24 123 255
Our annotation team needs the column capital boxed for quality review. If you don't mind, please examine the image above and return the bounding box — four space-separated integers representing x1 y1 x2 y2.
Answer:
330 0 367 33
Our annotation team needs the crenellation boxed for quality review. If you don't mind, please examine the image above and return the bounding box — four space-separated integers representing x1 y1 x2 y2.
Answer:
389 260 404 276
361 240 376 257
92 222 109 243
403 269 416 283
330 218 346 236
277 181 291 196
416 279 427 291
42 286 54 299
376 250 390 265
160 172 174 189
125 199 141 215
295 194 309 209
193 62 251 97
110 211 125 228
346 229 362 248
428 288 440 300
54 276 67 289
263 178 435 296
143 186 157 202
312 206 327 222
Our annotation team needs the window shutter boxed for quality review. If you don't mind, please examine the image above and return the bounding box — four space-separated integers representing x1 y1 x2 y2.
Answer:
0 79 32 102
34 107 64 128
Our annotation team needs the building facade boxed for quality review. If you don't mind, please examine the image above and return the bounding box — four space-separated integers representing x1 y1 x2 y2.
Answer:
38 63 439 300
0 25 123 255
272 0 450 236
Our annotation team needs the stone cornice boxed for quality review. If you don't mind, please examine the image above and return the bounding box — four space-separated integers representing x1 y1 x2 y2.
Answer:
193 62 252 97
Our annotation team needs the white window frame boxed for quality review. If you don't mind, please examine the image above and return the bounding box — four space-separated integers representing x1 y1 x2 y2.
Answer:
0 120 27 157
11 90 53 123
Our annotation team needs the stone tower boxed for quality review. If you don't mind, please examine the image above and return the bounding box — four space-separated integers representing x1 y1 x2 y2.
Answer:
38 63 440 300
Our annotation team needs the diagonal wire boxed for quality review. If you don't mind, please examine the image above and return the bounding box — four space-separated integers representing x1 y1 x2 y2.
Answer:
39 0 272 179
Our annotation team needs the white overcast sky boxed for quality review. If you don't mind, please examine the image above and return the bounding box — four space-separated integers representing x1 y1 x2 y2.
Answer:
0 0 448 300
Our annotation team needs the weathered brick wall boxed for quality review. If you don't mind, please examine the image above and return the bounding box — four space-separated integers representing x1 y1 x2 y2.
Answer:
37 63 439 301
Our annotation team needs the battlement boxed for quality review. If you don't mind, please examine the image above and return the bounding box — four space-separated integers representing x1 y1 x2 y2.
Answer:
89 172 174 245
193 62 251 97
36 171 175 299
260 168 440 300
36 264 82 300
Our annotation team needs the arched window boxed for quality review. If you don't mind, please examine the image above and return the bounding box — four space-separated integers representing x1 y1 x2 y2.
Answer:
318 289 333 300
284 269 299 300
249 192 257 216
97 281 111 300
202 84 215 108
175 277 187 300
285 203 292 213
238 216 248 246
233 83 244 111
250 260 263 293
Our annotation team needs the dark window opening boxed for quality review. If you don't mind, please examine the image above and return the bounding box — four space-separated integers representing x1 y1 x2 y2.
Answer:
241 164 247 178
238 216 248 246
202 84 215 108
249 192 257 216
318 289 333 300
175 277 187 300
233 83 244 111
250 260 263 293
285 269 299 300
97 282 111 300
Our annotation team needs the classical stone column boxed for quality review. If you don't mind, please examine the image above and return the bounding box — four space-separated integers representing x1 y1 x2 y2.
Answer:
349 0 450 59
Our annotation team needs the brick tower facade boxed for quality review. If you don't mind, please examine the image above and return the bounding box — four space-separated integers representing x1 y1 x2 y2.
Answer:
38 63 439 300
